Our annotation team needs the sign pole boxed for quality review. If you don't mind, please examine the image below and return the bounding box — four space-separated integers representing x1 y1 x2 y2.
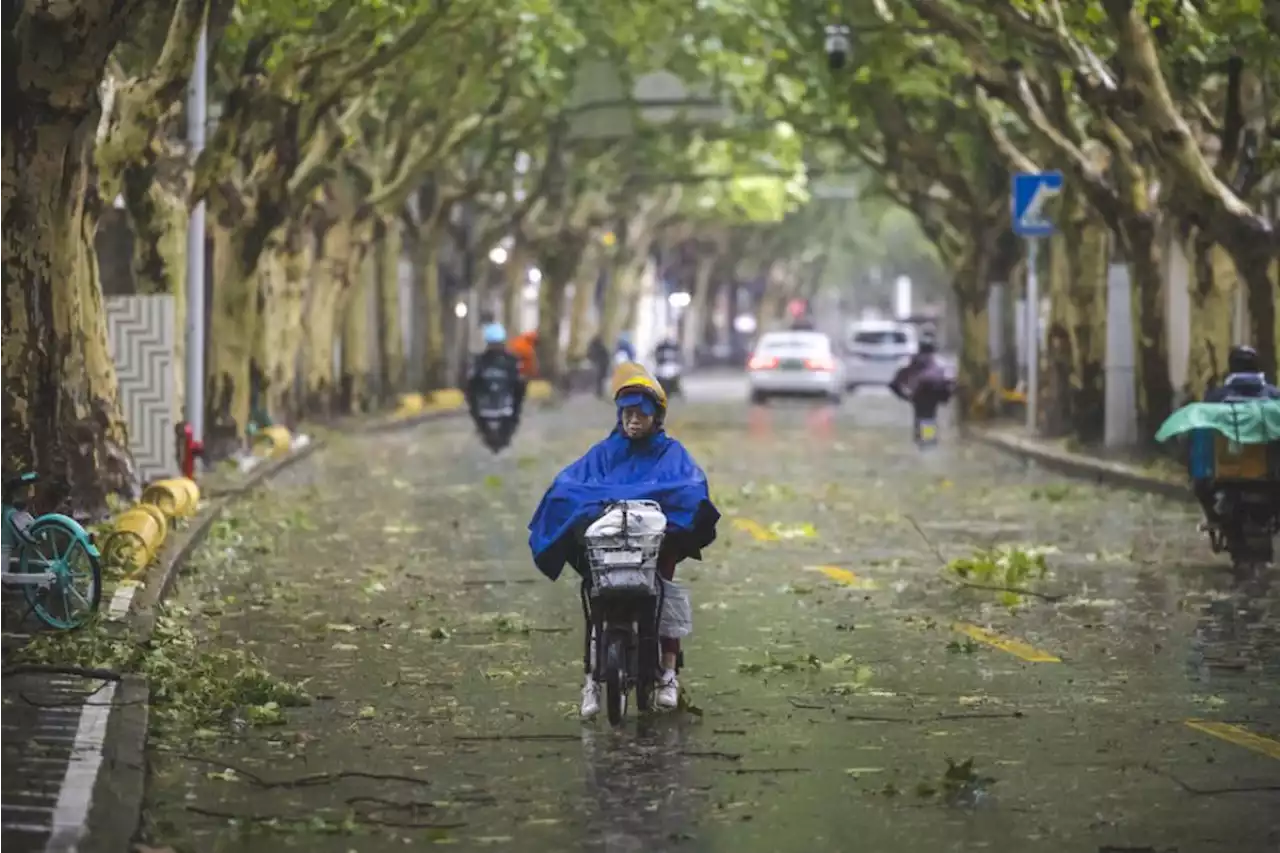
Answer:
185 19 208 453
1025 238 1039 432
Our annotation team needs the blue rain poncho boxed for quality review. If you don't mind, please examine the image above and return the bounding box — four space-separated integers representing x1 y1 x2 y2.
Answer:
528 427 720 581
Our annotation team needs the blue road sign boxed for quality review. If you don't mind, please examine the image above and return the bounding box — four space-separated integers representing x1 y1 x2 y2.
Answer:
1011 171 1064 238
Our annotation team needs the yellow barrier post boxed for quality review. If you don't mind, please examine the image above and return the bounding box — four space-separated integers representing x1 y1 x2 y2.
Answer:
105 507 166 573
428 388 466 410
141 478 197 518
254 425 293 457
396 393 427 416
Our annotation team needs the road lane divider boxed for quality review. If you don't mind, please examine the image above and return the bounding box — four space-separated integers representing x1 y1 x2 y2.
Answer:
732 518 779 542
804 565 879 590
1184 720 1280 761
952 622 1061 663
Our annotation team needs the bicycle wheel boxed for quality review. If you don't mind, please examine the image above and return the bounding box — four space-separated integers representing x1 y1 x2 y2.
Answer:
19 517 102 630
604 634 627 726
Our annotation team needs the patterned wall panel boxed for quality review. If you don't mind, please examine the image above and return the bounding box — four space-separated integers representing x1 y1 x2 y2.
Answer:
105 295 177 482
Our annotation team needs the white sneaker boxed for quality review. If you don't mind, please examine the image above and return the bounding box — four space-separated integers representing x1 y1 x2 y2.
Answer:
580 675 601 720
657 670 679 709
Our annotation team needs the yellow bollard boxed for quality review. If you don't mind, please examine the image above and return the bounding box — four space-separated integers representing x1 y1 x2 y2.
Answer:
142 478 195 518
175 477 200 516
133 502 170 541
396 392 427 416
104 507 166 574
254 425 293 458
427 388 466 411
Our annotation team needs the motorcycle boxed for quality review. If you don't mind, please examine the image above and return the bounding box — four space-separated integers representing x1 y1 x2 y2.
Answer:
579 500 684 725
1205 483 1277 567
474 379 518 453
1156 398 1280 570
653 353 683 398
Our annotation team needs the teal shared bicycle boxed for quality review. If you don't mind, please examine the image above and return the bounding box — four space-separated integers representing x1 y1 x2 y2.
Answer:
2 472 103 630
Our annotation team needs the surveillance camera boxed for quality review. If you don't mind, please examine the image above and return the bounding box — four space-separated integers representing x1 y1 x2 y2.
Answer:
825 25 850 71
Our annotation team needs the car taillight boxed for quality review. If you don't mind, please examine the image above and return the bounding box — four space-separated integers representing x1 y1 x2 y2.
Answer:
805 356 835 371
748 354 778 370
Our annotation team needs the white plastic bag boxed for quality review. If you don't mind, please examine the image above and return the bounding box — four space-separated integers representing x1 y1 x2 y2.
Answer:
658 578 692 639
584 501 666 541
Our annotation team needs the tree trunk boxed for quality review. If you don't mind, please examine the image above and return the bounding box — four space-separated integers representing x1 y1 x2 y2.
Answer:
1043 222 1073 437
755 261 791 335
599 258 632 348
952 244 993 423
3 18 141 515
1065 211 1109 445
683 247 719 365
373 219 406 405
565 242 602 365
339 238 374 414
1185 232 1236 401
414 235 447 391
535 235 587 384
1124 221 1174 440
1224 236 1278 378
503 243 529 334
299 218 356 415
257 226 311 427
206 223 261 450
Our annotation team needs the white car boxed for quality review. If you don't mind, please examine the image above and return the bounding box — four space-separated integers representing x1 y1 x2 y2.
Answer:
843 321 918 390
747 330 845 403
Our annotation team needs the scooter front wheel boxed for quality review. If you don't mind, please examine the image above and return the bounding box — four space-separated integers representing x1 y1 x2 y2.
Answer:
604 635 628 725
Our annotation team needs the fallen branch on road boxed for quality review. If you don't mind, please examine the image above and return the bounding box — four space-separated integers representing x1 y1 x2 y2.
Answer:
844 713 914 723
681 750 743 761
454 733 581 743
904 515 1066 603
948 579 1066 602
1141 762 1280 796
187 805 466 830
727 767 810 775
177 753 431 789
842 711 1027 724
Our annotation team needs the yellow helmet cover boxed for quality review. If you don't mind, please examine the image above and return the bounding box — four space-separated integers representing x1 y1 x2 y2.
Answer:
610 362 668 412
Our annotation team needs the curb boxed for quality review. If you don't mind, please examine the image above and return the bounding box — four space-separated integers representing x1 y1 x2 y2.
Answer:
128 438 325 642
82 674 148 853
970 428 1194 503
357 406 468 435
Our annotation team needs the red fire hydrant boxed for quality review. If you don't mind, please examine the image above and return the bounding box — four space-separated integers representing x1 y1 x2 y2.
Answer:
179 422 204 480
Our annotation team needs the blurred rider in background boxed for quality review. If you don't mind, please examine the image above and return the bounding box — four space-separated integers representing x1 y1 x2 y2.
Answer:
889 334 954 442
466 323 525 429
1203 345 1280 403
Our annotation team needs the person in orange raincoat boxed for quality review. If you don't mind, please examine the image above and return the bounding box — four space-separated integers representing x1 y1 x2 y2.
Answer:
510 331 539 379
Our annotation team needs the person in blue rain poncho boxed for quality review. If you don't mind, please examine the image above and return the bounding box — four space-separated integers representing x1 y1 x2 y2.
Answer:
528 363 720 719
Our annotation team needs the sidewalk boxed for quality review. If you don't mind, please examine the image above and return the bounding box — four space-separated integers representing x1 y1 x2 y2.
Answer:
0 399 478 853
969 425 1193 503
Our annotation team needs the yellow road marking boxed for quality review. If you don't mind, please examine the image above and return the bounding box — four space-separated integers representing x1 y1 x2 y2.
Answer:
805 565 879 590
1185 720 1280 760
732 518 778 541
952 623 1061 663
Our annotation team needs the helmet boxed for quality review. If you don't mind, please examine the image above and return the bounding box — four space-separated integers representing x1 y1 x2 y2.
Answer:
610 362 668 418
1228 344 1260 375
483 323 507 345
918 334 937 355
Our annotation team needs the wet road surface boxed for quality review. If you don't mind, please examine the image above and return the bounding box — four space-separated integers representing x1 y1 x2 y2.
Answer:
142 374 1280 852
